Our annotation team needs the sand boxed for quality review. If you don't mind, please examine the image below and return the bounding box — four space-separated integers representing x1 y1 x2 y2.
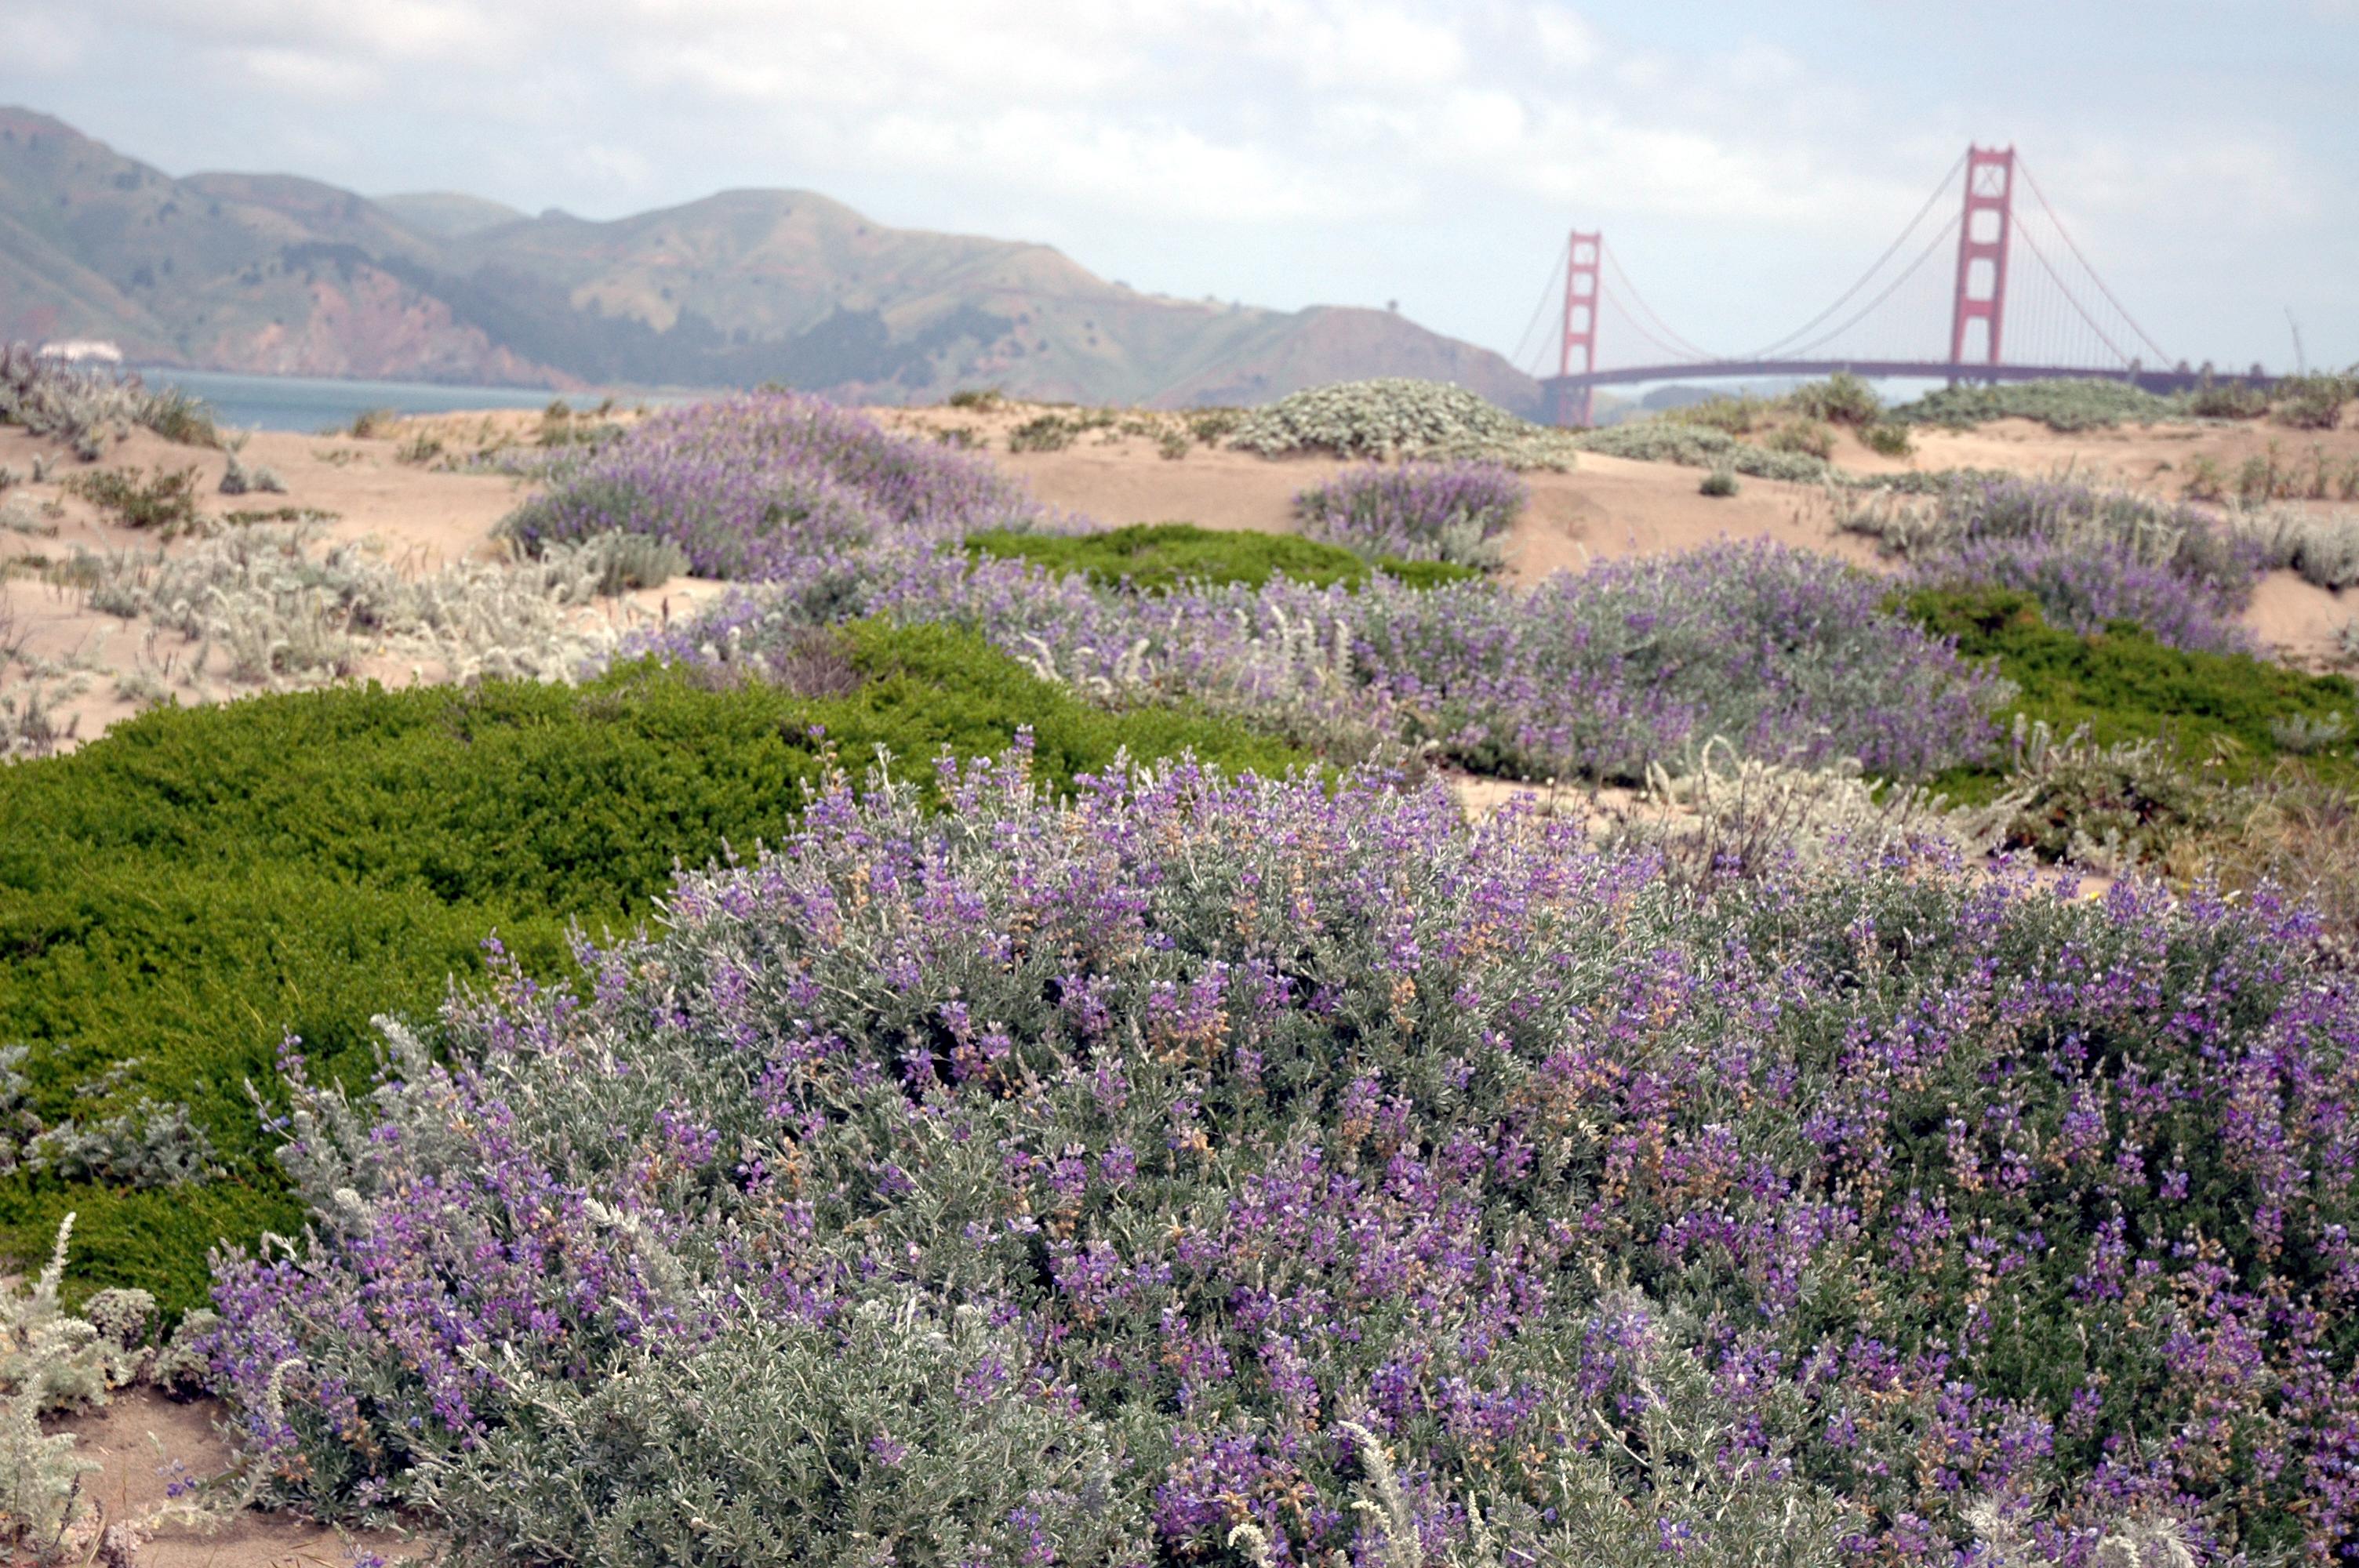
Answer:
55 1389 428 1566
0 421 732 751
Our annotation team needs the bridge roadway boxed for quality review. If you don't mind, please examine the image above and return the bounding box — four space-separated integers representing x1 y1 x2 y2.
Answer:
1543 361 2281 418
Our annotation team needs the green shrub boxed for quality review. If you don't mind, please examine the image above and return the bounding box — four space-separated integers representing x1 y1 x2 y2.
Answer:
59 465 204 536
1903 586 2358 797
1765 419 1834 461
2273 372 2353 431
1699 466 1739 497
1888 379 2189 433
2190 379 2270 419
1659 394 1769 435
1005 413 1078 453
1860 422 1914 458
0 623 1307 1313
964 522 1478 593
1783 372 1881 426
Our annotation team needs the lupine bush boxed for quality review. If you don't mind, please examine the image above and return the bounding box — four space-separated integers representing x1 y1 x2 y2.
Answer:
1291 461 1525 569
72 524 667 688
1841 477 2268 654
649 539 2001 783
205 750 2359 1563
1906 535 2259 657
500 390 1048 577
1348 540 2001 779
2224 504 2359 590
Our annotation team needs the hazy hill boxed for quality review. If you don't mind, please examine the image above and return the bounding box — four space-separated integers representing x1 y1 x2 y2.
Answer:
376 192 529 241
0 107 1542 412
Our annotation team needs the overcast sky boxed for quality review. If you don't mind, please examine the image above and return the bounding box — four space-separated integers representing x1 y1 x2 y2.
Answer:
5 1 2353 376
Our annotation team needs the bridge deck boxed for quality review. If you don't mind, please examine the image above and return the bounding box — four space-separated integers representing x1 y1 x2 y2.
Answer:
1543 361 2274 398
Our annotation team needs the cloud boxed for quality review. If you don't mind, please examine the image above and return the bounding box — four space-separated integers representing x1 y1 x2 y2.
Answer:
1 1 2348 366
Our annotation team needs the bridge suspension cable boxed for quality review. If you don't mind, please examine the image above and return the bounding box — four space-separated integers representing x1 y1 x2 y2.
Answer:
1598 243 1721 362
1507 241 1569 377
1532 140 2195 406
2012 219 2133 367
1739 149 1968 361
1779 213 1958 361
2016 158 2173 366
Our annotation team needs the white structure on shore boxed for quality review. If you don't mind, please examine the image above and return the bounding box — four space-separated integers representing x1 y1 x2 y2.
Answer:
37 339 125 365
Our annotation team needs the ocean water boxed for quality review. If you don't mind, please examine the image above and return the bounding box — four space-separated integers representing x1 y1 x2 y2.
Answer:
135 368 668 434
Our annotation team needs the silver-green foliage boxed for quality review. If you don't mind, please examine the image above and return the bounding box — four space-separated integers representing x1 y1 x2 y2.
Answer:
1227 379 1586 469
0 345 217 459
407 1297 1150 1568
1569 420 1833 483
70 525 674 688
1623 737 2023 887
2223 504 2359 590
1887 379 2194 433
0 1217 156 1564
0 1050 222 1186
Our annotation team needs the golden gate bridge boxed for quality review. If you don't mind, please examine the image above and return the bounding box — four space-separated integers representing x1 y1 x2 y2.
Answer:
1521 147 2277 426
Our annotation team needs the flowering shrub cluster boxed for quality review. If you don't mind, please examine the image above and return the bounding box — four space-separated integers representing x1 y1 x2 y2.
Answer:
1291 461 1525 569
206 752 2359 1564
1843 477 2269 655
478 386 1998 783
1350 541 2001 779
499 391 1048 577
645 539 2001 782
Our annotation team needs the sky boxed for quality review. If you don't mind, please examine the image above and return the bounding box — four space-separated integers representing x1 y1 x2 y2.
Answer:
4 0 2354 379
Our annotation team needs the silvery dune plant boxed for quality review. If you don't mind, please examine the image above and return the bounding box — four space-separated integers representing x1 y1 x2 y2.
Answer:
1227 379 1586 468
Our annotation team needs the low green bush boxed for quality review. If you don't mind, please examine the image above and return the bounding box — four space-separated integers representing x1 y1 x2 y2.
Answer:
1904 586 2357 797
1783 372 1881 426
2273 372 2354 431
2190 379 2270 419
964 521 1479 593
0 622 1307 1313
1860 422 1914 458
59 465 204 537
1888 379 2190 432
1765 419 1834 460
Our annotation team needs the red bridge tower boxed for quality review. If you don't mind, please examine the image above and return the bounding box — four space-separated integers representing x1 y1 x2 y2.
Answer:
1948 146 2015 369
1557 230 1601 426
